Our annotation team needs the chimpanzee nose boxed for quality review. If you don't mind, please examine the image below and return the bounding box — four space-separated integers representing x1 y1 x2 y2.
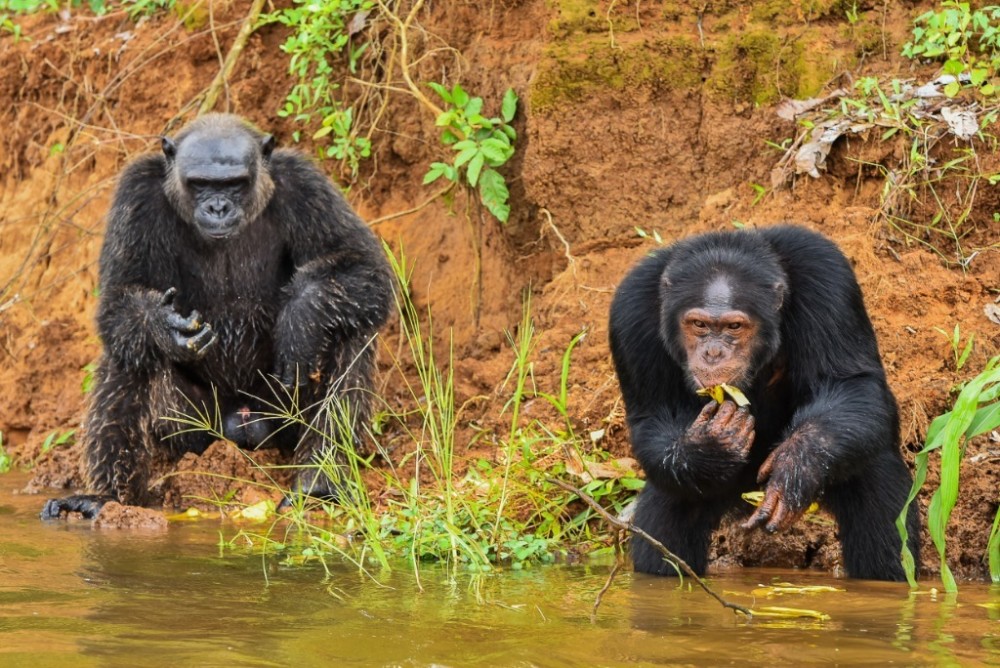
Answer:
207 198 231 217
704 342 725 363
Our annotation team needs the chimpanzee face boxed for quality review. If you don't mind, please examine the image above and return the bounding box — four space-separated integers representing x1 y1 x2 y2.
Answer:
662 262 785 393
679 276 761 389
162 121 275 240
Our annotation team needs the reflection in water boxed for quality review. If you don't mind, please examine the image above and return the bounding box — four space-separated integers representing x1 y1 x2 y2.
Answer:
1 473 999 666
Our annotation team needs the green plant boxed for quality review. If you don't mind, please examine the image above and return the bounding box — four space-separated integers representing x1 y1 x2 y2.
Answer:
260 0 373 178
935 323 975 370
902 2 1000 96
124 0 175 20
0 431 11 474
845 1 860 25
423 84 518 223
896 356 1000 590
81 361 98 394
40 429 74 456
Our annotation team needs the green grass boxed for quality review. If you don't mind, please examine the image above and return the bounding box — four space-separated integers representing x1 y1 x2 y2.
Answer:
186 244 641 577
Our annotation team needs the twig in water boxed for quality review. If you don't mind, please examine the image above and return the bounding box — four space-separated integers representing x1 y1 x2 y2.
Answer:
550 478 752 618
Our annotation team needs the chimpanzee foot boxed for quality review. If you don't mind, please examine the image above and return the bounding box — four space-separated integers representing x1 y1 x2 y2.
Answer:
277 471 349 511
40 494 116 520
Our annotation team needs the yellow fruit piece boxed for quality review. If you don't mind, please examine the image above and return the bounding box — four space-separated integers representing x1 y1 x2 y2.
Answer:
696 383 750 406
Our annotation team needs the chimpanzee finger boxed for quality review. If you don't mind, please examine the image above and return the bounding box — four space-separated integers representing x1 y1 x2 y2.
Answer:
692 400 719 425
741 487 780 530
766 499 803 533
756 448 778 483
185 323 217 355
160 287 178 306
739 428 756 458
712 400 737 427
166 309 204 334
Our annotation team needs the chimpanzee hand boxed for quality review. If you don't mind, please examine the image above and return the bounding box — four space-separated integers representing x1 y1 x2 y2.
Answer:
153 288 217 362
742 428 825 533
680 401 755 464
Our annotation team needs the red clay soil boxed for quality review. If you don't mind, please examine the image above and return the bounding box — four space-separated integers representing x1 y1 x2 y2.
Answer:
1 1 998 578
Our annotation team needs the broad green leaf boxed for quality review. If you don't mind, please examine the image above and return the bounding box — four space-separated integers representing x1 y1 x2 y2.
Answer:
427 81 452 104
423 167 444 185
501 88 518 122
465 97 483 118
452 83 469 108
478 168 509 222
435 110 457 127
453 145 479 169
945 80 962 96
466 152 485 187
480 137 510 165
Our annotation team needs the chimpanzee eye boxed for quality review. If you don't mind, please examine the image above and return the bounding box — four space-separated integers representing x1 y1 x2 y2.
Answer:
693 320 706 329
727 322 742 330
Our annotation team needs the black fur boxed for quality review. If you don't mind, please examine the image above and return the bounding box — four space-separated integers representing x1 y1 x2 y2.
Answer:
42 114 392 520
609 225 920 581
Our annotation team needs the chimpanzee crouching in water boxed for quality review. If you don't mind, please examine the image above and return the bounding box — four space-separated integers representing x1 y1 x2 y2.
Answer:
42 114 393 519
609 225 919 581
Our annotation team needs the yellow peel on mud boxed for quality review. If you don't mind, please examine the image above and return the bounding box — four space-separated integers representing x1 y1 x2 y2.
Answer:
696 383 750 406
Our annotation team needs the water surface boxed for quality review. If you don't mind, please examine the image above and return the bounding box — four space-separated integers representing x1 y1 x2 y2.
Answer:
2 473 998 666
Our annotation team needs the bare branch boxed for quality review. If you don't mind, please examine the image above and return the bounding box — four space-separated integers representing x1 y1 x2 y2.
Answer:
551 478 752 617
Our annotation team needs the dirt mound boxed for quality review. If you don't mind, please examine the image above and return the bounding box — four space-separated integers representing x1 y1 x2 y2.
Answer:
1 1 998 578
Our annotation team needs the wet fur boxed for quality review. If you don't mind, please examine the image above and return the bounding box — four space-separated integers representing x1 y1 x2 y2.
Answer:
71 114 392 508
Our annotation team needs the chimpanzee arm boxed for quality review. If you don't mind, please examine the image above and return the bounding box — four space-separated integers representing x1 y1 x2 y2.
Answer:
744 374 897 530
745 226 902 530
268 151 393 386
609 250 753 498
95 156 215 374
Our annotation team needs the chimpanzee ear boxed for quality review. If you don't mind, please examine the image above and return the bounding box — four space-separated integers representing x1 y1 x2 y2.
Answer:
161 136 177 160
261 134 275 160
772 281 787 311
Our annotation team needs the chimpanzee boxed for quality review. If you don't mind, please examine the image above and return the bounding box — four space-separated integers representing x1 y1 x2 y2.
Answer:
608 225 919 581
41 113 393 520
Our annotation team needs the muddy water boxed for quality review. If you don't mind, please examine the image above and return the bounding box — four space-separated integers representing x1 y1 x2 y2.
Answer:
2 474 998 667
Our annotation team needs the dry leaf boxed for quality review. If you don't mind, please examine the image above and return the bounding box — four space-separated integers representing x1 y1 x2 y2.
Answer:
940 106 979 141
985 302 1000 326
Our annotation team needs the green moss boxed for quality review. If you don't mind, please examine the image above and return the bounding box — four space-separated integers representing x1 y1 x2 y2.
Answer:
531 35 704 111
846 21 882 57
533 1 853 111
707 31 803 105
547 0 604 38
751 0 847 25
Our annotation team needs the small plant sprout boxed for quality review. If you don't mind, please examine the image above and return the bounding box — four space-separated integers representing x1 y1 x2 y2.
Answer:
635 226 663 244
424 84 518 223
935 323 975 371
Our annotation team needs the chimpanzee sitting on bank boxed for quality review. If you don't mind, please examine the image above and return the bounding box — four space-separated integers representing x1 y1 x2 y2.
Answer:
42 113 392 520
